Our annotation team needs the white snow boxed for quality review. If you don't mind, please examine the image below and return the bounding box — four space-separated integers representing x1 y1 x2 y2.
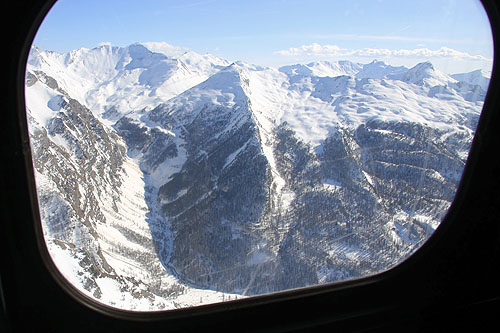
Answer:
247 251 272 266
146 133 188 189
25 79 60 127
223 140 250 169
322 178 342 191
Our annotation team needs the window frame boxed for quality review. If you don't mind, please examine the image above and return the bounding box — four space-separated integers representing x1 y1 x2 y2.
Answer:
1 0 499 331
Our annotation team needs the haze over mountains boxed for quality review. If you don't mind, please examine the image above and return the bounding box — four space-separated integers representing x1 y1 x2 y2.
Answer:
25 42 488 310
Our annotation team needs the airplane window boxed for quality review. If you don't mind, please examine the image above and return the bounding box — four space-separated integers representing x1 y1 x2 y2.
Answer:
25 0 493 311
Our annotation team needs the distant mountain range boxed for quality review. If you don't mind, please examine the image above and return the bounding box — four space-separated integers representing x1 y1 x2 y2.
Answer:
25 42 487 310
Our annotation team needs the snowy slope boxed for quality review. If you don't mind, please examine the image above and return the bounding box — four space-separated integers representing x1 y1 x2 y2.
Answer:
242 60 481 147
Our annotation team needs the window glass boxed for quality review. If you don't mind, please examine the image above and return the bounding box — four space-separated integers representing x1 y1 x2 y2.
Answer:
26 0 493 310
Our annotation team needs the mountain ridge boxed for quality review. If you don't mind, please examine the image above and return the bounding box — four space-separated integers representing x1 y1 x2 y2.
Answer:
25 42 487 310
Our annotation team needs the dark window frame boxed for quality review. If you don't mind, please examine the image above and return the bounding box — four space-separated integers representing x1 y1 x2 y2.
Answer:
1 0 499 331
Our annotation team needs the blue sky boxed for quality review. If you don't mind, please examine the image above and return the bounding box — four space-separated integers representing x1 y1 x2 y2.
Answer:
33 0 493 74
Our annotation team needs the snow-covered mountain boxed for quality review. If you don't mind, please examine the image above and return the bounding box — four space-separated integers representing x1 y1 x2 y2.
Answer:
279 60 362 78
355 60 408 80
451 69 491 92
28 42 230 121
25 42 487 310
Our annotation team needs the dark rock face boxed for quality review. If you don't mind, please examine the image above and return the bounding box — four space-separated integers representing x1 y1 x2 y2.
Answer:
28 71 128 297
151 104 273 293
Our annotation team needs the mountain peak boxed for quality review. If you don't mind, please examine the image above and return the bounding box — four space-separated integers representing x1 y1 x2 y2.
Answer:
279 60 361 78
137 41 188 57
414 61 434 70
402 61 452 86
451 68 491 91
201 62 247 87
355 60 408 80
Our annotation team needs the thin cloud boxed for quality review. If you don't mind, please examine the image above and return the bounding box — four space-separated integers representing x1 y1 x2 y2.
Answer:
275 43 492 61
306 34 492 45
171 0 218 9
